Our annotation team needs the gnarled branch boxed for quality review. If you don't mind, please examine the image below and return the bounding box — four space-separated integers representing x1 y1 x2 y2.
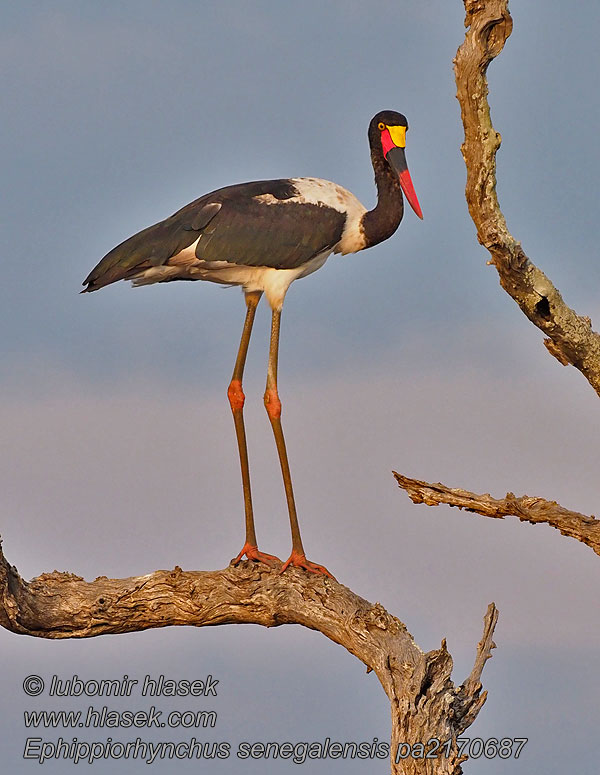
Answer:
0 538 495 775
454 0 600 396
394 472 600 557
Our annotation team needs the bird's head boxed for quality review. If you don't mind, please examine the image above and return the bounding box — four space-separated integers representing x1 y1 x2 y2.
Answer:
369 111 423 219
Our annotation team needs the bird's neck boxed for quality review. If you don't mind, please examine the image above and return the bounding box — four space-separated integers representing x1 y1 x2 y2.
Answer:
361 149 404 248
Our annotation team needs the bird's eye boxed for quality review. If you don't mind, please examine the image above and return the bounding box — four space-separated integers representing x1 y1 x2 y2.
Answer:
377 122 386 131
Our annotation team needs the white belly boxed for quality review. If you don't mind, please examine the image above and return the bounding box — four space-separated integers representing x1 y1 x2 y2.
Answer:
189 249 332 310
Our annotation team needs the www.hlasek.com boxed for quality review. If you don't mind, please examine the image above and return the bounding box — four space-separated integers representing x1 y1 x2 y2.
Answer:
23 737 528 765
24 706 217 730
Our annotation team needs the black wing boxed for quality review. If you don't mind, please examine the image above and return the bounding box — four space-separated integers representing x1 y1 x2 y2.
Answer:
194 195 345 270
82 179 346 292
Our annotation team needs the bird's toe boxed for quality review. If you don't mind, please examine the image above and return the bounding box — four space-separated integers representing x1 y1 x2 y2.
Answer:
231 542 281 568
280 550 336 580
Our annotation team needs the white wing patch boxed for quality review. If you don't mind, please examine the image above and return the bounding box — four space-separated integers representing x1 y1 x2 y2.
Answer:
254 178 367 255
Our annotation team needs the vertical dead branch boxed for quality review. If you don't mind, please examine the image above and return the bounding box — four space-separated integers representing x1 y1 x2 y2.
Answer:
454 0 600 395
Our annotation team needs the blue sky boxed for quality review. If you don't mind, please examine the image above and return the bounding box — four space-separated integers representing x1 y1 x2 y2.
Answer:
2 2 599 773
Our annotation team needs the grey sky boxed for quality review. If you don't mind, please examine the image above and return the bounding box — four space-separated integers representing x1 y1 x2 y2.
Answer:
2 1 599 773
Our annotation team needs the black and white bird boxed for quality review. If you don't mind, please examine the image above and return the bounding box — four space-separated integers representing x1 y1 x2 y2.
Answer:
83 110 423 578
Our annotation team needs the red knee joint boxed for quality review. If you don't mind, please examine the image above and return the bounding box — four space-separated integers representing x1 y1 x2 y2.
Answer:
228 379 245 411
264 387 281 419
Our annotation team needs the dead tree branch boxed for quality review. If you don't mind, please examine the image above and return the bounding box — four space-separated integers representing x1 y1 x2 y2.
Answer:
0 537 495 775
454 0 600 396
394 472 600 557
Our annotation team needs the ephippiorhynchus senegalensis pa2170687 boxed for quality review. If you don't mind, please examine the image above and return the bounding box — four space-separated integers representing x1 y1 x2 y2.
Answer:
82 110 423 579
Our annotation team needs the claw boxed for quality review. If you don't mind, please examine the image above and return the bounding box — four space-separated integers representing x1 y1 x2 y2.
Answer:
280 549 336 580
231 542 281 568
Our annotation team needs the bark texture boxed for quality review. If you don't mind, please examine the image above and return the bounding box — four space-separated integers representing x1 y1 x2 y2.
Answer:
394 472 600 557
454 0 600 396
0 538 495 775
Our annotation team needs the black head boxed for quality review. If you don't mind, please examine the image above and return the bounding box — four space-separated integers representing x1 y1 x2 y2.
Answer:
369 110 409 129
368 111 409 146
367 110 422 219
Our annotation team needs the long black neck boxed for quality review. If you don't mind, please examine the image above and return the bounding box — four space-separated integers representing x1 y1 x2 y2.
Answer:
361 145 404 248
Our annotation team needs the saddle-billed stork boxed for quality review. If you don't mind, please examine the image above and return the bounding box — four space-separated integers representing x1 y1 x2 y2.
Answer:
83 110 422 579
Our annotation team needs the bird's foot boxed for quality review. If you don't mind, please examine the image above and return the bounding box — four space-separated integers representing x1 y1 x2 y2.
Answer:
231 542 281 569
280 549 336 580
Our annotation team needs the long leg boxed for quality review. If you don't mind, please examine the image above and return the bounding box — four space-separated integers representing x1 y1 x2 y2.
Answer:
263 306 334 578
231 291 280 567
